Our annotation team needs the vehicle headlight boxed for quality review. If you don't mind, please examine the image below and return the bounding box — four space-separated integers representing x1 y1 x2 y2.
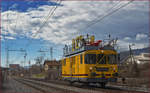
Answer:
109 67 116 71
89 67 93 70
113 67 116 71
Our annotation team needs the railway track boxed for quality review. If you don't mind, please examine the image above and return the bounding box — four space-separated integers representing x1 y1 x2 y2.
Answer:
30 78 150 93
15 77 149 93
14 78 73 93
14 77 105 93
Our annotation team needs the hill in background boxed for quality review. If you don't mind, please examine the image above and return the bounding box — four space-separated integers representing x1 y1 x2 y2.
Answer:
119 47 149 62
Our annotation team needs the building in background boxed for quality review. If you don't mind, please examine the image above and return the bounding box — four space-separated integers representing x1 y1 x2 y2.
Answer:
134 53 150 64
9 64 20 76
9 64 20 71
43 60 61 80
118 52 150 77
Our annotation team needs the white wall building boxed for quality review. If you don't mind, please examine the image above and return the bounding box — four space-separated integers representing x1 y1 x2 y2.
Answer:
134 53 150 64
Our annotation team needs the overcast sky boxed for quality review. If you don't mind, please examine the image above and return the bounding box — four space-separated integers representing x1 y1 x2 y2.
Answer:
1 0 149 67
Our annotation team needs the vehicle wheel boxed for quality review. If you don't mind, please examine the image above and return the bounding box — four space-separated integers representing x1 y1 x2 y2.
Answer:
99 82 106 88
69 81 74 85
83 82 89 86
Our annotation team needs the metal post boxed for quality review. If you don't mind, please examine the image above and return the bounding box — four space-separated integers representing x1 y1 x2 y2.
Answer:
24 53 27 67
29 60 31 77
129 44 132 64
6 47 9 68
50 47 53 60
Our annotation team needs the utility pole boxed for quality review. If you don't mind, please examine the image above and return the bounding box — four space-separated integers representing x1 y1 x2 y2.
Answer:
24 53 27 67
129 44 135 65
6 47 9 68
29 60 31 69
28 60 31 77
108 34 111 40
50 47 53 60
37 48 49 73
21 61 23 67
129 44 133 77
38 47 53 61
37 48 48 62
129 44 139 77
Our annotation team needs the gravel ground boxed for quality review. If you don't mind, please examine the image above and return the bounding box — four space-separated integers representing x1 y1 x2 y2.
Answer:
2 76 149 93
30 78 150 93
18 78 105 93
2 76 41 93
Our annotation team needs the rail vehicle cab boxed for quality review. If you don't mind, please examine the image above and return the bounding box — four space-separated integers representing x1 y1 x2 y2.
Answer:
83 50 118 86
61 34 119 87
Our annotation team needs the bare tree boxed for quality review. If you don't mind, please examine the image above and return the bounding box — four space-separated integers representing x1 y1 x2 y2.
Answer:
35 56 43 72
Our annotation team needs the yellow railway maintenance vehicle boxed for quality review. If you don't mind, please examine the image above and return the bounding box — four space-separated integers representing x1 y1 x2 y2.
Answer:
62 34 119 87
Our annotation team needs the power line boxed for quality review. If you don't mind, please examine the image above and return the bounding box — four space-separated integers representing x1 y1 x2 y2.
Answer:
6 48 26 67
25 0 62 49
86 0 133 30
85 0 122 30
24 1 60 48
79 0 134 35
83 1 122 36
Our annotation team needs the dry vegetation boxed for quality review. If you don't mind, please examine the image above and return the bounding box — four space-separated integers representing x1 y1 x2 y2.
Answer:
118 62 150 88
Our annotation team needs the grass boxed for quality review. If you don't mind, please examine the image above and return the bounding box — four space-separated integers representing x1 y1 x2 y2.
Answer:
32 72 46 79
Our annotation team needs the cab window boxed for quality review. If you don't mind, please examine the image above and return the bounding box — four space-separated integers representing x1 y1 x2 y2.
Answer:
97 54 106 64
108 55 117 64
85 54 96 64
80 54 82 64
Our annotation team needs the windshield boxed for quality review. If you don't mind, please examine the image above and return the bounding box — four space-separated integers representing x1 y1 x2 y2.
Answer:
85 54 117 64
97 54 106 64
108 54 117 64
85 54 96 64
